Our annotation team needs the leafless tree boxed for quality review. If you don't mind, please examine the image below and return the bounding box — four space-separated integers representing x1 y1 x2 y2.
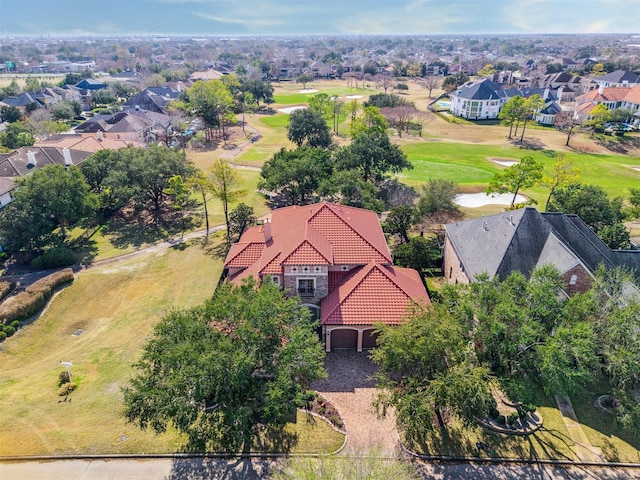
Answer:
376 74 394 94
25 109 54 143
554 110 582 147
421 76 440 98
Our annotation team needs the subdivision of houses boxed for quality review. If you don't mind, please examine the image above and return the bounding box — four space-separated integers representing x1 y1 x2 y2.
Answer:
74 110 171 144
443 208 640 296
224 202 430 352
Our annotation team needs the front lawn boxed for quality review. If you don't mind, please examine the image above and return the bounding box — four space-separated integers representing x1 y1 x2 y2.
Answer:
0 240 343 455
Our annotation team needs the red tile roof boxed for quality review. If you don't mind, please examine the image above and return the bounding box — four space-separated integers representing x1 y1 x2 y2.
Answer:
224 202 392 275
225 242 264 268
321 263 430 326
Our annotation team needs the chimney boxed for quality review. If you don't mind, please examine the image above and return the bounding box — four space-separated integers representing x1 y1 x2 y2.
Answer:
598 84 605 95
27 151 37 167
63 148 72 166
97 130 103 141
263 219 272 242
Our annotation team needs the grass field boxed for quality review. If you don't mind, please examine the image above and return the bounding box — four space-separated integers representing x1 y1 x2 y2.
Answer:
0 239 344 455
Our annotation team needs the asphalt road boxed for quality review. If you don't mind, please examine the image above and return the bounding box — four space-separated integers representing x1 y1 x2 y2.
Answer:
1 458 639 480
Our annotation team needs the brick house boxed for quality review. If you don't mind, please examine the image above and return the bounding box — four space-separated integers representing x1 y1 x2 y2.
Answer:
224 202 430 351
443 208 640 296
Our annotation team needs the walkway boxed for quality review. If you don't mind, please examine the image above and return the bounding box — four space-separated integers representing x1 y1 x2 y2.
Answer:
555 395 605 463
311 350 399 456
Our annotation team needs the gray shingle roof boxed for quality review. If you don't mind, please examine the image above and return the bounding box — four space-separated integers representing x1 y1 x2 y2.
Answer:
598 70 640 84
453 79 502 101
445 208 640 282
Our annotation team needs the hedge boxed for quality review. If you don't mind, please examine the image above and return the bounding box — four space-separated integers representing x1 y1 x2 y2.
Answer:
0 280 16 303
0 268 74 324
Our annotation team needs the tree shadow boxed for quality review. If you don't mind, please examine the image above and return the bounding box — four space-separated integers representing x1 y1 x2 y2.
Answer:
594 134 640 155
165 456 277 480
252 423 299 454
512 138 546 150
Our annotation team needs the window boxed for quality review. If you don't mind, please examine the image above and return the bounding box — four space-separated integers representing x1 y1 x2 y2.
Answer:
298 279 315 297
271 276 280 286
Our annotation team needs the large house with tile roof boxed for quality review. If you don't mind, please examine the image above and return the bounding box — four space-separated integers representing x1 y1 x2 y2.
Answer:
224 202 430 351
444 208 640 296
574 85 640 127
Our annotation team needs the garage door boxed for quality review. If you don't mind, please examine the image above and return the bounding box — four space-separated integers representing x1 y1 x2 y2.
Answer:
330 329 358 349
362 329 379 349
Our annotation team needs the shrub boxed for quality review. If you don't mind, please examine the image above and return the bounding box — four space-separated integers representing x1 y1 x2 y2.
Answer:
329 415 344 429
0 280 16 302
3 325 15 337
497 415 506 425
0 268 74 322
507 412 519 427
0 331 6 341
31 247 77 270
9 320 19 329
489 407 500 419
58 370 71 387
58 382 77 396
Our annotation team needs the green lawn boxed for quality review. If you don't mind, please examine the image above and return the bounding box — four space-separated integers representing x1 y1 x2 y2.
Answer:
0 240 343 455
407 390 576 461
273 86 375 106
400 142 640 204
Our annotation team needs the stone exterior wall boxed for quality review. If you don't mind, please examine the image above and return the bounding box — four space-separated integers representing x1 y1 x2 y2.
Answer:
443 236 470 285
283 265 329 306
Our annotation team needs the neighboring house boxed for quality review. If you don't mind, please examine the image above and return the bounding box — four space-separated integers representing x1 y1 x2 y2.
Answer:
123 86 181 114
450 78 505 120
593 70 640 88
75 110 171 144
74 78 108 91
0 146 93 207
574 85 640 126
450 79 562 123
307 61 333 78
443 208 640 296
224 202 430 352
0 177 16 207
0 92 43 112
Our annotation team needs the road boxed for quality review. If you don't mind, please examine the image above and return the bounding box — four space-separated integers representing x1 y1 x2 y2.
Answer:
1 457 639 480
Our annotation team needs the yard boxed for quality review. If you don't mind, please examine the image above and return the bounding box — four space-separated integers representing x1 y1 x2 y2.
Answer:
0 238 344 455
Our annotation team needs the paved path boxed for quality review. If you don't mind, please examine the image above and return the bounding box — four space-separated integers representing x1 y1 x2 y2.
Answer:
311 350 399 456
555 395 605 463
2 458 639 480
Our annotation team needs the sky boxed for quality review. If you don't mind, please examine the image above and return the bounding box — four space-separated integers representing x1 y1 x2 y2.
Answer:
0 0 638 36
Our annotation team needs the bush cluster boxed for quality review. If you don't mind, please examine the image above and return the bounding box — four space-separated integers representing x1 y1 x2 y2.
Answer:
0 280 16 302
0 268 74 325
58 382 77 396
31 247 77 269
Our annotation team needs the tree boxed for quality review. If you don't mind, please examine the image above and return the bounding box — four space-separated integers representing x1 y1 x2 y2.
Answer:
51 101 76 121
123 280 326 453
239 78 274 106
260 147 332 206
295 74 314 89
209 158 244 247
0 105 21 123
394 235 441 278
477 63 496 77
547 183 624 234
519 94 546 142
441 73 469 93
164 175 190 239
372 300 495 439
420 76 440 98
286 108 332 149
187 80 234 143
307 93 331 118
498 96 525 139
599 223 630 250
319 169 384 212
585 103 611 137
187 170 213 236
485 156 543 208
416 179 460 217
0 121 34 149
89 89 117 108
0 165 97 251
334 131 411 183
539 154 580 211
383 206 415 244
228 203 256 242
554 110 582 147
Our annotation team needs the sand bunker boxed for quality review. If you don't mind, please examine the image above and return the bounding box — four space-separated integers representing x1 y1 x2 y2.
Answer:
632 167 640 172
489 157 519 167
345 95 363 99
277 106 307 114
454 193 527 208
299 89 318 93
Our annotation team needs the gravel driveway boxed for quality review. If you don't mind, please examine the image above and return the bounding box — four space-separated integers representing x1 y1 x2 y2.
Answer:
311 350 399 455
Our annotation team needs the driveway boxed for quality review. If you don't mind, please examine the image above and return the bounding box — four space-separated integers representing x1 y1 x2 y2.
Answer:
311 350 399 456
